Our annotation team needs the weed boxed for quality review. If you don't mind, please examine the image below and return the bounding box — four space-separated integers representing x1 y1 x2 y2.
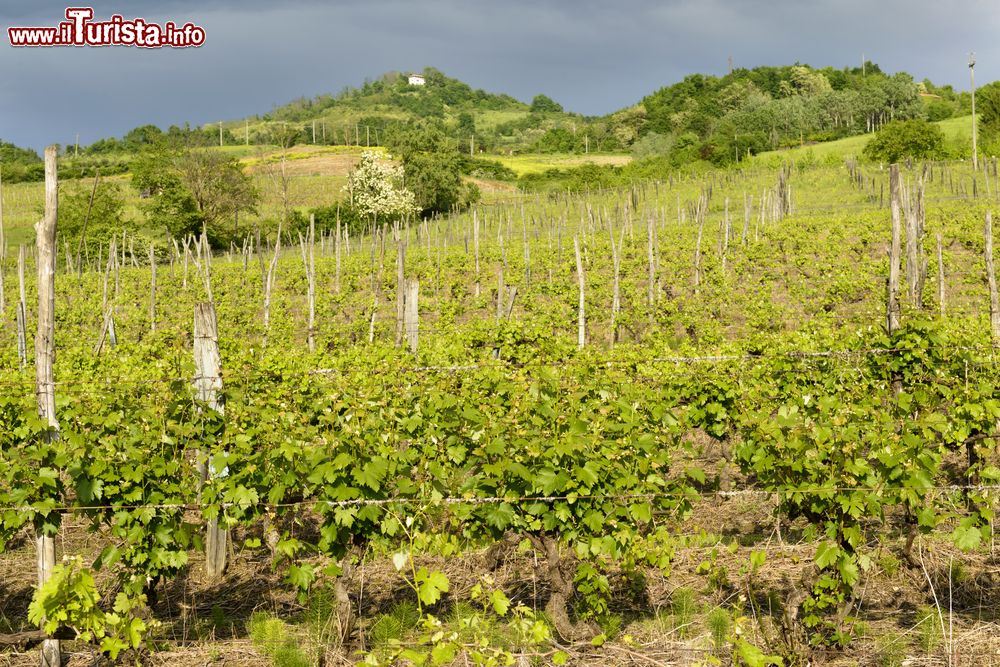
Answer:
670 587 697 638
706 607 730 653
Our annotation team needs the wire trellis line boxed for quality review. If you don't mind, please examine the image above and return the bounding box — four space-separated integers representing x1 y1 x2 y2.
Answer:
0 343 997 392
5 483 1000 515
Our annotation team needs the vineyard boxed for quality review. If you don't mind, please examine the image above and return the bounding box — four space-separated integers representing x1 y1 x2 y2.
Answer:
4 150 1000 666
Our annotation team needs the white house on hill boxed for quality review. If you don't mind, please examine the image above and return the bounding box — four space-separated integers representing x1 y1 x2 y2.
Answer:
408 73 425 86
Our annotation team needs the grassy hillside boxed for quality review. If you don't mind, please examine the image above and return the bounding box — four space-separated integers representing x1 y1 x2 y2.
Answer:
753 115 975 165
217 68 590 155
0 146 608 246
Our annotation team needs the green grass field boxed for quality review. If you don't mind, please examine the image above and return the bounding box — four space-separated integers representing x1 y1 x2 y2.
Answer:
753 114 976 165
494 152 632 175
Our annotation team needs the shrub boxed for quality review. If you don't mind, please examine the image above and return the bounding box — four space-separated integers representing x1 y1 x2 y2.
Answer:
862 119 945 163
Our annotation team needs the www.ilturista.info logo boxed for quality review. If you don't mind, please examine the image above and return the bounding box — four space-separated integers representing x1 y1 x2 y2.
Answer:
8 7 205 48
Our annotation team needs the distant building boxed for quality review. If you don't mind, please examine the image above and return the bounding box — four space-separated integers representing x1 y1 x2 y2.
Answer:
408 73 425 86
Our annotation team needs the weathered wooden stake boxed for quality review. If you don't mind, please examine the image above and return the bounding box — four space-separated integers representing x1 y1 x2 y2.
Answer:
299 216 316 352
149 244 157 333
610 225 624 344
742 193 751 245
887 165 902 335
263 224 283 347
193 302 227 579
0 164 4 318
17 246 27 370
693 197 706 293
646 215 656 310
573 236 585 349
404 279 419 353
395 234 406 348
35 145 61 667
937 233 945 318
335 215 342 294
93 307 117 355
473 211 481 297
986 211 1000 343
721 197 730 274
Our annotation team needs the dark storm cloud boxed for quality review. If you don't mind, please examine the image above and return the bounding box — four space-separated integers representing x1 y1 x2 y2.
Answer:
1 0 998 151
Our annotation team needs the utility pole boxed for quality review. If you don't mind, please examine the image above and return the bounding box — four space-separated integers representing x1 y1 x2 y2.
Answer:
862 53 865 77
75 133 79 158
970 52 978 170
245 119 249 146
219 121 223 147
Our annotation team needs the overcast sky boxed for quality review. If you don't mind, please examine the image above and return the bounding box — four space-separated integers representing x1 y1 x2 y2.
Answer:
1 0 998 152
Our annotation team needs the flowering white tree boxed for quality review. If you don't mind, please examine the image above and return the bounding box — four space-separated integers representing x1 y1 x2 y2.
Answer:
344 150 417 221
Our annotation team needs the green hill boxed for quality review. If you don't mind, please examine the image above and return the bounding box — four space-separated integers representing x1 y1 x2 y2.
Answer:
218 67 596 155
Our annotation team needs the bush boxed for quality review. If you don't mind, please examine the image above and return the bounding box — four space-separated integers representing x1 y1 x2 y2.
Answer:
631 132 674 160
862 120 945 163
459 156 517 181
978 82 1000 157
59 181 133 254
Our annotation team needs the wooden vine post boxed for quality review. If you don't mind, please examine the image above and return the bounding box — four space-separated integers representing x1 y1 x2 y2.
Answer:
646 214 656 311
335 214 342 294
263 223 282 347
193 302 227 579
985 211 1000 343
17 246 28 370
473 210 480 297
35 145 61 667
299 215 316 352
404 279 419 353
609 224 624 344
573 236 585 349
693 197 705 293
395 233 406 348
937 233 945 317
149 243 157 333
887 164 902 397
0 164 5 319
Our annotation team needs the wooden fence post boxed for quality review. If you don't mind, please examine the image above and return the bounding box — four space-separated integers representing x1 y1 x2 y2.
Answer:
194 302 227 579
35 145 61 667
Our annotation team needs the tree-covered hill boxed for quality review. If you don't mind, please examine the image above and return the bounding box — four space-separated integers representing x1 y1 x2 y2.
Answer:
1 62 990 185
